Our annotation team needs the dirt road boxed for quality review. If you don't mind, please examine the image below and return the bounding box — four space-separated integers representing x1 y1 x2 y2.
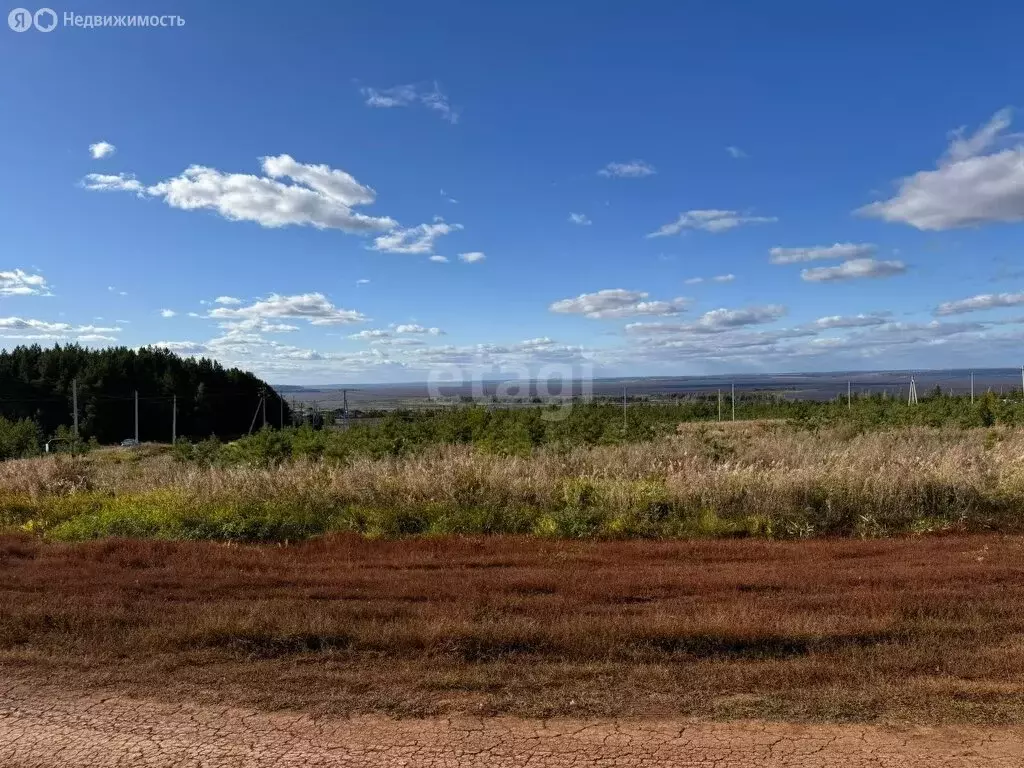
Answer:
1 683 1022 767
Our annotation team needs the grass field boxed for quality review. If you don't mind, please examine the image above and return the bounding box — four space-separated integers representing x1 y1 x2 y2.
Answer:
2 533 1023 723
2 422 1024 541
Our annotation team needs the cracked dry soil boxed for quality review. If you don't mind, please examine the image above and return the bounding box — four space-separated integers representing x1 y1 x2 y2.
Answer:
2 684 1022 767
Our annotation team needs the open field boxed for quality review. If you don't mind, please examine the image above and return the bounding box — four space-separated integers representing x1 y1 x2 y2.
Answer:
3 533 1024 724
3 422 1024 541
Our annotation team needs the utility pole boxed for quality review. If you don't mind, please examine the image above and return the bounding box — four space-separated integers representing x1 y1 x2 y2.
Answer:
172 394 177 444
72 378 79 439
261 390 267 429
847 381 852 410
343 389 350 431
908 376 918 405
731 382 736 421
134 390 139 443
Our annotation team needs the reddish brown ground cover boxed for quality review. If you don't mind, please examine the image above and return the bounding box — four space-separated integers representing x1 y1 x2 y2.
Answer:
1 534 1023 723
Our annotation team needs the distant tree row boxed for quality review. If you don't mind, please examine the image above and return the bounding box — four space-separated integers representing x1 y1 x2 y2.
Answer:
0 344 290 444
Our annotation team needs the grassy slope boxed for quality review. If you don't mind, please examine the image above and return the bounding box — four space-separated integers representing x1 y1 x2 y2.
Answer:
1 422 1023 540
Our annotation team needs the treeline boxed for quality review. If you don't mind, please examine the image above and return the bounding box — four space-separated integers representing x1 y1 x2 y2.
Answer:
0 345 290 447
176 388 1024 466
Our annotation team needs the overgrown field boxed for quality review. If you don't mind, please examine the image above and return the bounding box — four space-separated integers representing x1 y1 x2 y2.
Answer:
2 534 1023 722
3 422 1024 541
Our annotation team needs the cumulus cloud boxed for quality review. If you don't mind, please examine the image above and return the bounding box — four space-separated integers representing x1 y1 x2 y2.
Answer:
0 270 51 297
151 341 210 356
858 108 1024 230
89 141 116 159
769 242 876 264
348 329 391 341
395 324 444 335
568 213 592 226
214 296 242 305
371 220 463 254
159 309 176 318
801 258 907 282
0 317 121 343
648 209 777 237
208 293 367 326
84 155 397 234
458 251 485 263
934 291 1024 316
549 289 690 319
81 173 143 193
598 160 656 178
625 305 787 335
813 312 892 329
429 255 449 263
361 82 459 123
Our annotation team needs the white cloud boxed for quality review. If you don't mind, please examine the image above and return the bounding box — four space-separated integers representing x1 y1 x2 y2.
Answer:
371 220 463 254
458 251 485 263
769 242 876 264
187 312 201 318
0 270 51 297
89 141 116 159
81 173 143 193
801 258 907 282
159 309 176 318
356 278 370 285
813 312 892 329
395 324 444 335
349 329 391 341
625 305 787 335
598 160 656 178
858 108 1024 230
725 146 747 159
208 293 367 326
429 255 449 263
85 155 397 234
568 213 592 226
0 317 122 343
361 82 459 124
550 289 690 319
0 317 72 332
648 209 777 237
684 274 736 285
693 305 786 331
214 296 242 305
151 341 210 356
934 291 1024 316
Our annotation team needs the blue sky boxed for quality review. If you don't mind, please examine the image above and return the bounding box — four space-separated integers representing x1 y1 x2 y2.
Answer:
2 0 1024 384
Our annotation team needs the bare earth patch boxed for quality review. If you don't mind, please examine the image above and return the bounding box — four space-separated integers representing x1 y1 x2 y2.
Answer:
2 683 1023 767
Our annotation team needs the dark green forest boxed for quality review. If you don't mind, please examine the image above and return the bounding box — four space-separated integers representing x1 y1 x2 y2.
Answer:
0 345 289 445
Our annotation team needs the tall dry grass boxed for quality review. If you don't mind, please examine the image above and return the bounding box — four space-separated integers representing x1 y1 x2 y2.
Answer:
2 422 1023 540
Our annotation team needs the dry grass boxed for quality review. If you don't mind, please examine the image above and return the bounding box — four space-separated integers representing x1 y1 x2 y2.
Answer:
2 422 1023 540
3 532 1024 723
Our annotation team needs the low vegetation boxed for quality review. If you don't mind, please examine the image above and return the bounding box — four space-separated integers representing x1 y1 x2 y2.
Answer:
2 533 1022 722
2 421 1024 541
